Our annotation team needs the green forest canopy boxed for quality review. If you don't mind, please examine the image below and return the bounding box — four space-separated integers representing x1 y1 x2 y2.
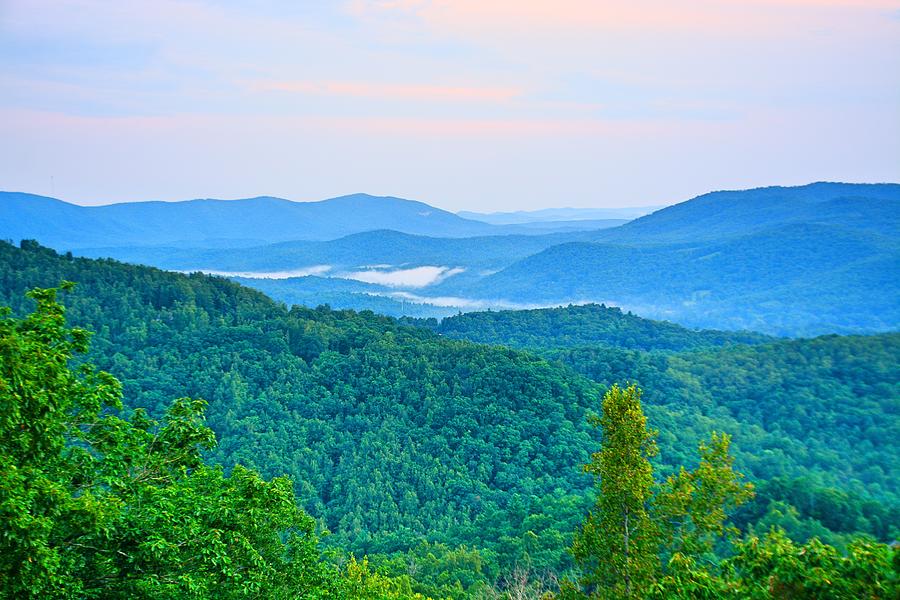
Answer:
1 240 898 597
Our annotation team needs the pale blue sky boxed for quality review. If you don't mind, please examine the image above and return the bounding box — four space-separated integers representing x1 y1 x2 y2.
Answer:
1 0 898 210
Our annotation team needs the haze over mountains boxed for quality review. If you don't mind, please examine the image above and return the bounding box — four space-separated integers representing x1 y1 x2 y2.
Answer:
2 182 898 335
459 206 656 224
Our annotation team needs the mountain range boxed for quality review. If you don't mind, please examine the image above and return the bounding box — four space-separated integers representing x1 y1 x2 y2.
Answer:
2 181 898 335
0 191 625 249
441 183 900 334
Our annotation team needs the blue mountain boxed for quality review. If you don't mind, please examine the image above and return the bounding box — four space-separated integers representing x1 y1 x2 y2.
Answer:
0 192 508 249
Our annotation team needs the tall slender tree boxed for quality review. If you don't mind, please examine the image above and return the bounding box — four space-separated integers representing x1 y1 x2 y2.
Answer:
571 384 660 599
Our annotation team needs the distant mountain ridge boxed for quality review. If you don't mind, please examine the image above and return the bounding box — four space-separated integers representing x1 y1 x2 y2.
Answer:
438 183 900 335
0 191 630 250
589 182 900 244
0 191 496 248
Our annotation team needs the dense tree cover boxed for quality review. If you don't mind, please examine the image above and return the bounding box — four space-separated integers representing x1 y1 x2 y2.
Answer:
407 305 900 539
6 287 892 599
406 304 771 352
0 284 429 599
423 305 900 544
0 241 604 595
1 241 898 597
541 336 900 509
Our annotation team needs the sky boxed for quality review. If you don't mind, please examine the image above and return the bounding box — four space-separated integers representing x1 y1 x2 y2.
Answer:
1 0 898 211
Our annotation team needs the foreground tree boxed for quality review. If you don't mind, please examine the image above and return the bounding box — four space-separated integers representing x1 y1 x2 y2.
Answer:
563 383 898 600
570 384 660 598
566 384 753 600
726 528 898 599
0 286 424 598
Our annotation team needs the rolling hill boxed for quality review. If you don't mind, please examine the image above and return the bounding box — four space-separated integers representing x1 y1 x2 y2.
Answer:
448 223 899 335
409 303 773 352
4 182 898 337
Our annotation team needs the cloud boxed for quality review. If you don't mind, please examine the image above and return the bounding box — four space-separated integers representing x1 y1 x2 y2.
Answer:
2 0 897 211
247 79 523 102
0 107 709 140
340 266 465 287
350 0 900 36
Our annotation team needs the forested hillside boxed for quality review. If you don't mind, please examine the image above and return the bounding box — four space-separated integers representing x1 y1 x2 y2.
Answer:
409 304 773 352
455 222 899 335
0 240 603 594
1 240 897 597
417 304 900 538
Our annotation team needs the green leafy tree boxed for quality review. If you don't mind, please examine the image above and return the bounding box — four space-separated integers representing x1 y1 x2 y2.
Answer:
656 432 754 558
569 385 753 600
0 286 339 598
727 528 898 599
571 384 660 598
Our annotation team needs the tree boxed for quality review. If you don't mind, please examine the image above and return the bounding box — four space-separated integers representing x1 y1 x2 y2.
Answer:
571 384 660 598
656 432 754 558
0 286 340 598
727 528 898 599
568 385 753 600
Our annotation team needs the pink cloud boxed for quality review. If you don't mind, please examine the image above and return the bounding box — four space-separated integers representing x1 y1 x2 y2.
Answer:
247 79 523 102
0 108 713 140
350 0 900 36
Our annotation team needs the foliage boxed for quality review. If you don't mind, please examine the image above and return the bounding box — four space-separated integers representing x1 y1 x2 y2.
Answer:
725 529 898 599
572 385 660 598
0 241 603 592
656 433 755 558
1 241 898 597
565 385 896 600
410 304 770 353
0 284 427 599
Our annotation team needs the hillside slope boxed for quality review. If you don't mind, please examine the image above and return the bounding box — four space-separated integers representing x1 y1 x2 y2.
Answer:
76 228 582 273
449 219 900 335
590 182 900 244
410 303 773 352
